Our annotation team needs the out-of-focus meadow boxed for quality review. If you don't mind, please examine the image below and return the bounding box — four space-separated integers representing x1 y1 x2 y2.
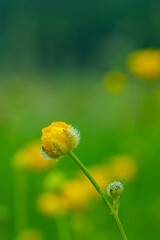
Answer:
1 1 160 240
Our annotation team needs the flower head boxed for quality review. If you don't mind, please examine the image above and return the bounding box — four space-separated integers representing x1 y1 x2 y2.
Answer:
13 141 53 171
41 122 80 160
127 48 160 80
107 181 123 199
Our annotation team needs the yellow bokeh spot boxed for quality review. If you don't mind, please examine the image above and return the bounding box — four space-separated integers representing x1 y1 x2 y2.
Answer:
88 165 112 195
127 48 160 81
103 71 126 94
62 179 91 211
13 141 53 171
16 229 43 240
109 155 137 180
36 193 64 217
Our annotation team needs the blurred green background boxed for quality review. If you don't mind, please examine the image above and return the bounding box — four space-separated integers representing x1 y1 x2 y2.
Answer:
0 0 160 240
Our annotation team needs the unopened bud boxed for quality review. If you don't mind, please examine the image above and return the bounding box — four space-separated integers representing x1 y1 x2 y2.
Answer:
107 181 123 199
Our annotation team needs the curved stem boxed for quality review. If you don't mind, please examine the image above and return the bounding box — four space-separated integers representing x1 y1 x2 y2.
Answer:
68 151 127 240
113 213 127 240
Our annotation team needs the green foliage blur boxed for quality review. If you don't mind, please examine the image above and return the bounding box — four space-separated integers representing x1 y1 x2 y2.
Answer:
0 1 160 240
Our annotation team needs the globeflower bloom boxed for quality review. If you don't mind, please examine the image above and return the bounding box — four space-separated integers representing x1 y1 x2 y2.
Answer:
127 48 160 80
41 122 80 160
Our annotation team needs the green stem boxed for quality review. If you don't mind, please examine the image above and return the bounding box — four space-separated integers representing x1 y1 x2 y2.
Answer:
113 198 120 214
68 151 127 240
55 213 71 240
14 170 28 234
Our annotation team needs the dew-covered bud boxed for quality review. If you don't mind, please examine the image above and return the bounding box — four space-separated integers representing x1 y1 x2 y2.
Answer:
107 181 123 199
41 122 80 160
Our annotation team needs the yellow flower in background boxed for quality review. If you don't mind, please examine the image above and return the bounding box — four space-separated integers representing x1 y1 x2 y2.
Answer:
109 155 137 180
37 179 91 215
60 157 136 211
36 155 137 216
36 193 64 217
41 122 80 160
127 48 160 81
13 141 53 171
16 229 43 240
103 71 126 94
62 179 91 211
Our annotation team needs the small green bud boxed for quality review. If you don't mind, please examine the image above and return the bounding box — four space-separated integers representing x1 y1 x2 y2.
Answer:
107 181 123 199
107 181 123 213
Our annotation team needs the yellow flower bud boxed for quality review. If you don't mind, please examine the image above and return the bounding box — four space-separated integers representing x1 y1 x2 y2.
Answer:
41 122 80 160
